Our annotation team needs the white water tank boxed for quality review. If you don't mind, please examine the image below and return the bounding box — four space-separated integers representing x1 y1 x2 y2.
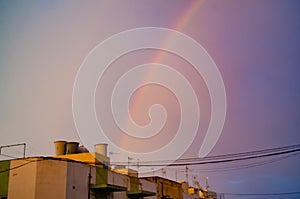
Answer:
95 143 108 156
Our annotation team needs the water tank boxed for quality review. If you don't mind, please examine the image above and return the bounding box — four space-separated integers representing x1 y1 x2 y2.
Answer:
54 141 67 155
95 143 108 156
66 142 79 154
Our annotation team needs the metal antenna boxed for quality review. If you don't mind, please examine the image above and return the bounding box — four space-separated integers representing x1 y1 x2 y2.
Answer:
205 177 210 190
185 165 189 183
162 168 166 177
0 143 26 158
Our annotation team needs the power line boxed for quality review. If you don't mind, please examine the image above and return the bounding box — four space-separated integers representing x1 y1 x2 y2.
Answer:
222 191 300 196
0 159 42 174
187 152 299 173
119 144 300 165
110 144 300 167
1 144 299 173
173 144 300 163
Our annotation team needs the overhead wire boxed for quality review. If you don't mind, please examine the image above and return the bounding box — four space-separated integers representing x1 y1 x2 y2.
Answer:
0 143 299 174
0 158 44 174
222 191 300 196
186 152 300 173
110 144 300 166
116 144 300 165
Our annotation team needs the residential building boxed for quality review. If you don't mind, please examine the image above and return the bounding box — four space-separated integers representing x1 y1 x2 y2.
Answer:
0 141 217 199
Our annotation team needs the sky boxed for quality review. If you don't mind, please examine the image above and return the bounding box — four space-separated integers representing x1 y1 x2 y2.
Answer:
1 0 300 198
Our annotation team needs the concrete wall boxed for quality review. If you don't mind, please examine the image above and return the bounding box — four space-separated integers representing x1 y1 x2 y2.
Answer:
7 158 97 199
145 177 183 199
35 159 67 199
111 191 127 199
140 179 156 193
8 158 39 199
183 192 199 199
7 158 68 199
108 170 130 190
7 158 188 199
66 161 95 199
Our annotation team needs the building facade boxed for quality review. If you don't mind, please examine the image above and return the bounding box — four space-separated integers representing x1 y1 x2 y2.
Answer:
0 143 217 199
0 156 157 199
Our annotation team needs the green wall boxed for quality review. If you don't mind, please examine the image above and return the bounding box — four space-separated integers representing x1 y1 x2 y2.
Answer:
0 160 11 196
96 167 108 185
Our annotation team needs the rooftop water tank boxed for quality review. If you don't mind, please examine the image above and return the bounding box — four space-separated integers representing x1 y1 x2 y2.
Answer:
54 141 67 155
95 143 108 156
66 142 79 154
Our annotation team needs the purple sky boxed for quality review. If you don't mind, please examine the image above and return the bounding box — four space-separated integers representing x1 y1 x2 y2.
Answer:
1 0 300 198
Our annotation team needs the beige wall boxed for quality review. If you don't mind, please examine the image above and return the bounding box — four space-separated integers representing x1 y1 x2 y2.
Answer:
140 178 156 193
8 158 39 199
108 171 130 190
145 177 183 199
183 192 199 199
66 161 95 199
35 159 67 199
8 158 161 199
7 158 97 199
111 192 127 199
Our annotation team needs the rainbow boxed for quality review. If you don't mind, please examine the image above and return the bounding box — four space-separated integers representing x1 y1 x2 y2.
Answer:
128 0 204 124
